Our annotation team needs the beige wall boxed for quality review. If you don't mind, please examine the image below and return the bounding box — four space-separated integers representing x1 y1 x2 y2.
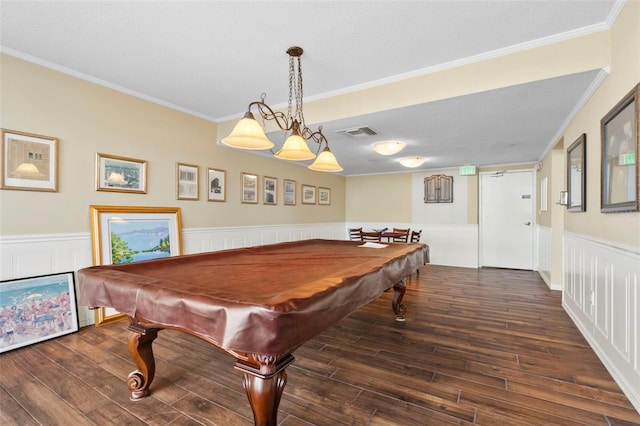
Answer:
535 139 566 285
335 26 605 228
344 2 639 247
218 30 610 138
536 139 563 228
0 55 346 236
346 174 412 222
2 2 637 248
466 174 478 224
343 163 533 226
561 0 640 247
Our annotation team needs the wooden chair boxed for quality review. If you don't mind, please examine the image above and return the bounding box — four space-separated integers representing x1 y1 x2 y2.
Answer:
360 231 382 242
392 227 410 243
348 227 363 241
410 229 427 277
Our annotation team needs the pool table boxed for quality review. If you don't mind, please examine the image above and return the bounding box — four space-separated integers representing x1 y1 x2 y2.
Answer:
77 239 427 425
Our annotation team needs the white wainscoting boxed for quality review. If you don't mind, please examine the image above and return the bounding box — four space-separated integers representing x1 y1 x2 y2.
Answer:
347 222 479 268
563 232 640 413
1 232 95 327
0 223 346 327
182 223 346 254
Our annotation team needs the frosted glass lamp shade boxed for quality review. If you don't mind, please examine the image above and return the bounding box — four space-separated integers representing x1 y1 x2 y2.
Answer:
398 157 426 168
274 132 316 161
220 112 274 150
372 141 406 155
308 147 343 172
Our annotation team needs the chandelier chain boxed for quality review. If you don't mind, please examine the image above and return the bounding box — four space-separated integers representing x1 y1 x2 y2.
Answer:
288 55 306 126
296 56 304 124
288 55 294 123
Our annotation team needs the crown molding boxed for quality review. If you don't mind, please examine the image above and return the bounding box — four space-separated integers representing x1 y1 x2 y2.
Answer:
538 66 610 161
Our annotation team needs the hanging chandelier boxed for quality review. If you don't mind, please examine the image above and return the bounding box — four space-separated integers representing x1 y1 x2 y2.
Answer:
221 46 343 172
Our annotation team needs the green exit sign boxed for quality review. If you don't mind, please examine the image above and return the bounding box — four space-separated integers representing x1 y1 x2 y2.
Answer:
619 152 636 165
459 165 477 175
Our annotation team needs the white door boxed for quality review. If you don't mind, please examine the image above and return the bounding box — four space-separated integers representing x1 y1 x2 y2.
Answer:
480 170 534 270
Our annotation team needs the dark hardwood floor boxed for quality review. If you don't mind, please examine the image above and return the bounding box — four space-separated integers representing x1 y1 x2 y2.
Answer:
2 265 639 425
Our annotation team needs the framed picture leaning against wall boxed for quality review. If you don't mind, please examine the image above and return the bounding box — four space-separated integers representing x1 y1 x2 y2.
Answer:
0 272 79 353
89 205 182 325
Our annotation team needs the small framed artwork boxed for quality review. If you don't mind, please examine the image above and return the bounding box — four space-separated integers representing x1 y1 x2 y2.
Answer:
0 272 79 353
539 177 548 212
302 184 316 204
264 176 277 205
318 187 331 205
96 153 147 193
176 162 199 200
601 83 639 213
208 167 226 202
89 205 182 325
241 172 258 204
424 174 453 203
567 134 586 212
284 179 296 205
1 128 58 192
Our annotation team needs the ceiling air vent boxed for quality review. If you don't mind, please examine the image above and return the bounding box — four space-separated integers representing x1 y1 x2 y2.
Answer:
336 126 377 138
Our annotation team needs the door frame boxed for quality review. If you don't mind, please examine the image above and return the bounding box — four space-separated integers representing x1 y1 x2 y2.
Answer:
478 168 537 270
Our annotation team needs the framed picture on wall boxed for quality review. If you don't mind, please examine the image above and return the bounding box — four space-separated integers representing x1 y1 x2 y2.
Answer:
96 153 147 193
539 177 548 212
241 172 258 204
263 176 277 205
1 128 59 192
0 272 79 353
601 83 639 213
302 184 316 204
89 205 183 325
284 179 296 205
424 174 453 203
208 168 226 202
176 162 199 200
566 134 586 212
318 187 331 205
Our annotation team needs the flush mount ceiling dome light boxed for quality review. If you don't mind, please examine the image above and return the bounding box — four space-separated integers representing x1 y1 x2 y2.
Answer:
398 156 426 168
371 141 406 156
221 46 342 172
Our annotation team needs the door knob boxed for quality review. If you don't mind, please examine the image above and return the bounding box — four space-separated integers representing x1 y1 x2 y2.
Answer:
524 221 531 226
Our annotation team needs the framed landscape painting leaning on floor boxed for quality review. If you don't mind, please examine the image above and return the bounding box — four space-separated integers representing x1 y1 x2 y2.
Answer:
89 205 183 325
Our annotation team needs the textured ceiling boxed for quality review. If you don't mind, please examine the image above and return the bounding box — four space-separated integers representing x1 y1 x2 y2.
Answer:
0 1 621 175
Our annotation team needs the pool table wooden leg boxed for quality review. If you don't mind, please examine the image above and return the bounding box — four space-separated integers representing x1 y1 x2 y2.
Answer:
392 278 407 321
234 354 295 426
126 323 159 401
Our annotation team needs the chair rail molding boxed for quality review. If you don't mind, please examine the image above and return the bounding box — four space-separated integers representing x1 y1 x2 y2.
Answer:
0 222 346 327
